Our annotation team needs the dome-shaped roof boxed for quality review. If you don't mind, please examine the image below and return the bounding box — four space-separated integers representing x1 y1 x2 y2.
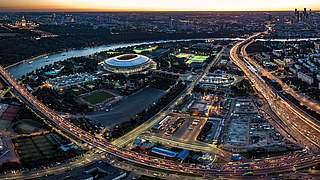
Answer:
104 54 150 68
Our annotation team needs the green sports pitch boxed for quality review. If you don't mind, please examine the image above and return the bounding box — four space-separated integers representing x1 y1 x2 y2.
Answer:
133 46 158 53
175 53 193 58
186 55 209 64
107 51 120 55
82 91 115 105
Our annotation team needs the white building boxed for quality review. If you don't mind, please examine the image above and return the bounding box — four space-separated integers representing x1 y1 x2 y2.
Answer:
272 50 282 57
297 72 314 85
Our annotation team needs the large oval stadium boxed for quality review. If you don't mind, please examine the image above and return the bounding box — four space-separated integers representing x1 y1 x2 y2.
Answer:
103 54 154 74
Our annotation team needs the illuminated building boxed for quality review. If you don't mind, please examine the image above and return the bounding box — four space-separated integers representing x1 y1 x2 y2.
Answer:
103 54 155 75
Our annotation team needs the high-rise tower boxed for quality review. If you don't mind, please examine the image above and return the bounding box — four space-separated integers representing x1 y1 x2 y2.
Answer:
21 16 26 27
309 9 313 24
294 9 299 23
169 17 174 30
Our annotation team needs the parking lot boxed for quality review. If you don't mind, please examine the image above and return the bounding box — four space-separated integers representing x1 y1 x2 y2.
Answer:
86 88 166 129
152 113 207 143
173 116 207 143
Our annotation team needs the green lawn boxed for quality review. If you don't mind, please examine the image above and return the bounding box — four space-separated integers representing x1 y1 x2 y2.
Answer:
107 51 120 54
133 46 157 53
86 84 95 89
186 55 209 64
0 33 18 37
83 91 115 104
175 53 193 58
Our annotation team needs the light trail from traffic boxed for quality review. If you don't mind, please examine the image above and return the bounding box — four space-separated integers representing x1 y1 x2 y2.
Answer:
0 36 320 178
229 32 320 151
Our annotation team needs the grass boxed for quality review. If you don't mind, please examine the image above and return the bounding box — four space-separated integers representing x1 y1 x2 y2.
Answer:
82 91 115 105
186 55 209 64
107 51 120 54
133 46 158 53
86 84 95 89
0 33 18 37
175 53 193 58
0 119 11 130
190 55 209 61
175 53 209 64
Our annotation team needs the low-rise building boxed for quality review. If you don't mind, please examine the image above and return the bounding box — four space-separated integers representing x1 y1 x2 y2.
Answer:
297 72 314 85
272 50 282 57
46 73 98 90
274 59 285 67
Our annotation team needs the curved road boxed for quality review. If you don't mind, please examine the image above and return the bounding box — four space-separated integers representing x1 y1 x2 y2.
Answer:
0 35 320 178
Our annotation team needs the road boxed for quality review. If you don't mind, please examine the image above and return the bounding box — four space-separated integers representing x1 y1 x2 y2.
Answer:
1 38 320 178
229 32 320 151
140 135 232 160
241 40 320 114
0 65 200 175
112 46 226 148
0 152 101 180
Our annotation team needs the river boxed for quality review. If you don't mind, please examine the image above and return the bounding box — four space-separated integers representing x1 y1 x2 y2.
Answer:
6 38 243 79
7 37 320 79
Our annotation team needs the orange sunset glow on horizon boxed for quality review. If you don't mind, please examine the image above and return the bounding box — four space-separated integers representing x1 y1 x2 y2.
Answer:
1 0 320 11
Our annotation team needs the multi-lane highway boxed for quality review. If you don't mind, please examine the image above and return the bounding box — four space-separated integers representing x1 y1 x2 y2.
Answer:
0 36 320 178
242 40 320 114
0 66 199 175
229 32 320 151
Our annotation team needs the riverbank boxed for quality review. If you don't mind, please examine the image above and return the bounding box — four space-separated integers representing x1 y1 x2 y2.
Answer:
8 36 319 79
5 52 57 69
6 38 217 79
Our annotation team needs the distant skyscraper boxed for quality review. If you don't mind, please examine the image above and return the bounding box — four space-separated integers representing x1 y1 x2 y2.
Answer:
21 15 26 27
294 8 312 24
169 17 174 30
309 9 313 24
294 9 299 23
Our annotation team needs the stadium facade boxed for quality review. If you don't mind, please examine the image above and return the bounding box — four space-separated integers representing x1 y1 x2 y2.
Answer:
103 54 155 74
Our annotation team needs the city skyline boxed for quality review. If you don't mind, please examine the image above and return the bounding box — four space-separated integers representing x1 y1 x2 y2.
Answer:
1 0 320 11
1 2 320 179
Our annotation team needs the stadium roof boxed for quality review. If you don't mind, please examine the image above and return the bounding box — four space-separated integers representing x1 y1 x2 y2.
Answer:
104 54 150 68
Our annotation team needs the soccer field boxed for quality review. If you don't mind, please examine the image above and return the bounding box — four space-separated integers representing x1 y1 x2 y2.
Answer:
175 53 193 58
186 55 209 64
133 46 158 53
83 91 115 105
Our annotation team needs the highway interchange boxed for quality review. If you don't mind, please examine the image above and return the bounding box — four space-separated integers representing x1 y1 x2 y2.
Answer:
230 32 320 151
0 33 320 178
